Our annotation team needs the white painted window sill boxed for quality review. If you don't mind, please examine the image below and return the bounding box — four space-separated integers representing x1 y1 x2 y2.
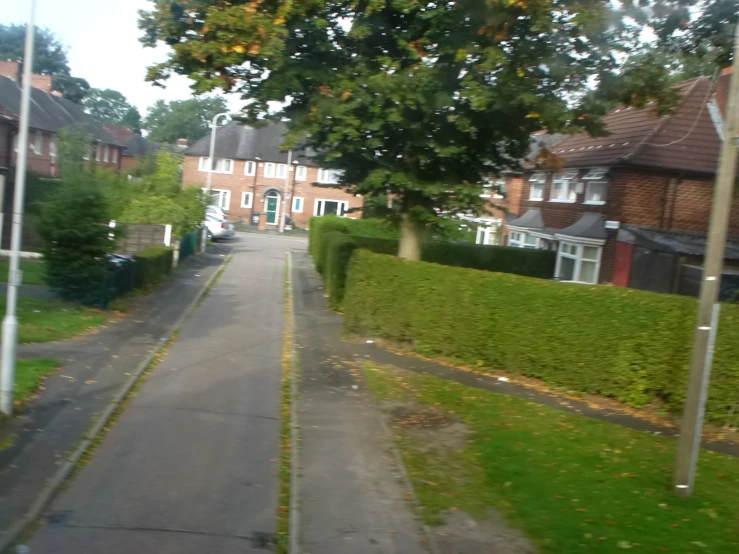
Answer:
528 198 544 202
583 201 606 206
549 199 577 203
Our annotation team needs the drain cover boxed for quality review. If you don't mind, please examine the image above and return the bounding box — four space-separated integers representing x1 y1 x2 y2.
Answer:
250 531 275 550
47 511 72 525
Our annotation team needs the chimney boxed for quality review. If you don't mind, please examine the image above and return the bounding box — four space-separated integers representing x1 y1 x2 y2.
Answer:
0 61 19 81
716 67 733 117
176 138 188 149
30 74 53 94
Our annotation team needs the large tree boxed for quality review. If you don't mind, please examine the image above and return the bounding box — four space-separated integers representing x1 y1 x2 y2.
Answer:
142 96 228 144
84 88 142 131
0 23 92 103
140 0 682 259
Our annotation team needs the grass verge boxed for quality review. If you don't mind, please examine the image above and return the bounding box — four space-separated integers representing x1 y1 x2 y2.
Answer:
14 358 60 405
276 257 295 553
0 297 108 344
0 259 46 286
363 363 739 554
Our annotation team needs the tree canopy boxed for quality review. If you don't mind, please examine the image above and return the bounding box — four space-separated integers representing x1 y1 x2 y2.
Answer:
84 88 142 132
139 0 726 258
142 96 228 144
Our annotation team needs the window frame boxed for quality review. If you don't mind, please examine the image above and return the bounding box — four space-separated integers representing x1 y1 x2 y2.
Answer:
550 171 578 203
112 147 119 164
509 231 524 248
241 191 253 209
555 241 603 284
32 131 43 155
49 136 57 158
317 168 342 184
203 188 232 210
103 144 110 163
295 166 307 181
199 157 234 174
96 144 103 162
313 198 349 216
245 161 256 176
264 162 276 178
292 196 304 213
276 163 288 179
528 172 546 201
584 180 607 205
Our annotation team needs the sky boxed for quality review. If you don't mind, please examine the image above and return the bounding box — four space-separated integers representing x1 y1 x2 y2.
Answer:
1 0 243 115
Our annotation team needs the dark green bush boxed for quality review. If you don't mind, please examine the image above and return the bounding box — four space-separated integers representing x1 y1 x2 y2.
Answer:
353 235 399 255
323 232 359 310
344 218 399 239
343 251 739 426
309 215 350 273
39 179 115 305
423 241 555 279
134 246 174 289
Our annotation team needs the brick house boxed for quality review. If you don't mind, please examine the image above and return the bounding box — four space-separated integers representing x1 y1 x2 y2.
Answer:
503 70 737 296
0 62 123 176
182 123 363 228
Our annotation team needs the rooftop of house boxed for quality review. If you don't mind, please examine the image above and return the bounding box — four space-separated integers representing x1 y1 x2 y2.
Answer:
105 125 177 158
185 122 317 166
0 75 122 146
549 71 732 175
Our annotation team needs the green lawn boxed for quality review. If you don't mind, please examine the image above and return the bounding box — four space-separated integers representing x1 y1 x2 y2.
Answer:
0 297 108 344
364 364 739 554
0 259 47 286
14 358 60 404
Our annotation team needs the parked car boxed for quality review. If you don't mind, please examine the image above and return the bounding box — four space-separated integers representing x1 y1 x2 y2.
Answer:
206 205 228 220
204 214 235 241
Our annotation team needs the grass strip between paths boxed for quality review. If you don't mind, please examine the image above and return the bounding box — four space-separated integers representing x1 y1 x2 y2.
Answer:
363 363 739 554
14 358 60 405
0 259 47 286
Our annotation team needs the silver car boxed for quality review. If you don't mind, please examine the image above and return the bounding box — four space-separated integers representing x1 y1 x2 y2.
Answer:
204 214 235 241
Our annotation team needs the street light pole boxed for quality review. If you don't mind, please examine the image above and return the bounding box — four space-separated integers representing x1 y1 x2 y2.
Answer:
0 1 36 416
673 26 739 496
201 111 232 251
279 150 292 233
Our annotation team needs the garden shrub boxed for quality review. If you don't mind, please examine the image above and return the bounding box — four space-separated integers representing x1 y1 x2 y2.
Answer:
344 218 399 239
343 250 739 426
352 235 399 255
134 246 174 290
323 232 359 310
309 215 350 273
423 241 555 279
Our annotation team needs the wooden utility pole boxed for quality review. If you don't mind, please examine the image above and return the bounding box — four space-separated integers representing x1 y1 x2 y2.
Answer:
673 26 739 496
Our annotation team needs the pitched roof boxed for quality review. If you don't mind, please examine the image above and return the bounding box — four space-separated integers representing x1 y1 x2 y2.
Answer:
556 212 607 241
185 122 317 166
105 125 176 157
621 225 739 260
0 75 122 146
550 77 723 175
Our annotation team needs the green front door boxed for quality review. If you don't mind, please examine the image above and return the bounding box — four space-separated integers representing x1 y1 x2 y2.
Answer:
266 195 279 225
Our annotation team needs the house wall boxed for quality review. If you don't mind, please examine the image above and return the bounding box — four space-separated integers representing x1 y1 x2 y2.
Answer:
120 155 140 172
182 155 363 228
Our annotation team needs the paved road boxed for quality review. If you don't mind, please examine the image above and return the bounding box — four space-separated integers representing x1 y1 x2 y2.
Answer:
27 235 305 553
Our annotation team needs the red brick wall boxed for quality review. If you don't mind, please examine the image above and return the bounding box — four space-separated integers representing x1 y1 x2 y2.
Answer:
120 155 140 172
181 155 363 227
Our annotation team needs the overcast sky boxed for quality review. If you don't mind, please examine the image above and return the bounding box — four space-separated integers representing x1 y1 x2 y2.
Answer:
1 0 242 115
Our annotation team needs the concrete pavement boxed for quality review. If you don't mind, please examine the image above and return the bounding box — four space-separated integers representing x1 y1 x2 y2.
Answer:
26 235 305 553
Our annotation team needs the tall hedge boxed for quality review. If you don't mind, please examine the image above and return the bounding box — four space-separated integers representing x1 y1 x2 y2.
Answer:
423 241 555 279
309 215 350 273
323 232 359 310
343 250 739 426
134 246 174 289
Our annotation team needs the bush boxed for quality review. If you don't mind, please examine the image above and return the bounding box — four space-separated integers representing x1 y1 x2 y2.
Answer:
309 215 350 273
343 251 739 426
353 235 399 255
39 179 115 305
344 218 399 239
423 241 555 279
323 232 359 310
134 246 174 289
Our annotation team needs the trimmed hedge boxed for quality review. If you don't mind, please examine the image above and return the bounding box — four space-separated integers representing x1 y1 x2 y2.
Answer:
309 216 350 273
343 250 739 426
323 232 360 310
134 246 174 289
423 241 555 279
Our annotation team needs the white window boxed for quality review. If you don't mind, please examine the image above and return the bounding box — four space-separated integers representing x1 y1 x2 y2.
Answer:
276 164 288 179
510 231 545 249
264 162 276 178
203 188 231 210
245 161 256 176
292 196 304 213
103 144 110 162
318 168 342 184
296 166 307 181
314 199 348 216
509 231 524 248
96 144 102 161
49 136 57 158
585 181 606 204
32 131 43 154
556 242 602 284
112 147 119 164
199 157 234 174
241 192 253 208
529 172 546 201
550 171 578 202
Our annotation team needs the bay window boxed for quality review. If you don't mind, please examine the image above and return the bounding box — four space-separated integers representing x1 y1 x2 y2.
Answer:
556 242 602 284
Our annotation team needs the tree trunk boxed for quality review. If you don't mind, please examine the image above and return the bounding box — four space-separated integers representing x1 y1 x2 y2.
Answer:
398 214 423 261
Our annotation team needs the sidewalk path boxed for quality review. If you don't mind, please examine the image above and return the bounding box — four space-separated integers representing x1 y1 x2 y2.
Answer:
0 243 232 542
292 251 431 554
27 234 305 553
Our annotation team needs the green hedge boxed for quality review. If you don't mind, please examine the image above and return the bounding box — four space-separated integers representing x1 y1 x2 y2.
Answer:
343 250 739 426
323 232 359 310
423 241 555 279
134 246 174 289
309 216 350 273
